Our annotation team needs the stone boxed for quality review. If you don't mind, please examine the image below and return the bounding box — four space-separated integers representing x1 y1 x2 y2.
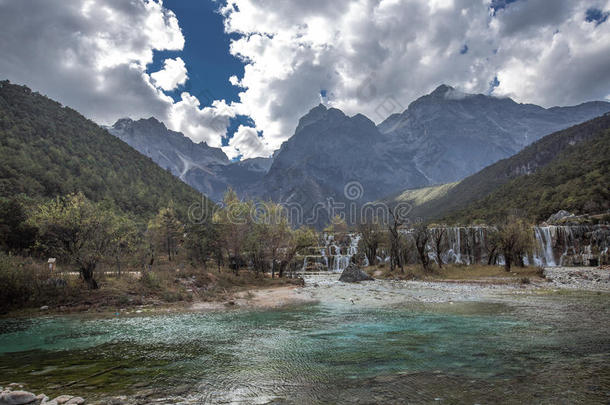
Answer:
35 394 48 403
51 396 72 404
339 263 374 283
40 306 49 310
547 210 574 223
64 397 84 405
0 390 37 405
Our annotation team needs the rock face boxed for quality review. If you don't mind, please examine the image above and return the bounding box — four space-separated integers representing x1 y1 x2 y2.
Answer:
106 117 272 201
378 84 610 185
251 104 428 227
339 263 374 283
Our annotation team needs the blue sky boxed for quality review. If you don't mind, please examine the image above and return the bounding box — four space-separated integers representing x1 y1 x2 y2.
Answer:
147 1 249 148
148 1 242 106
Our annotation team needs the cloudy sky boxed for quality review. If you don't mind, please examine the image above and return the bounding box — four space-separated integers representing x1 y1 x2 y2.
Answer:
1 0 609 159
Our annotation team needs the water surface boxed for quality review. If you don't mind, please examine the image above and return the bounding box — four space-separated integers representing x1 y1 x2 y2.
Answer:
0 292 608 404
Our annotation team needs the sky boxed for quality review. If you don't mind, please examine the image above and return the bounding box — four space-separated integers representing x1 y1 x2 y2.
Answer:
0 0 609 160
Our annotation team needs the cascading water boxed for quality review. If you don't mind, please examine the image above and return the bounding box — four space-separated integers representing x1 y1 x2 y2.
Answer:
533 226 556 266
301 224 608 272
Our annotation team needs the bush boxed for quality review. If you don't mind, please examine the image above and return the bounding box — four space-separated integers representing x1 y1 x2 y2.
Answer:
140 271 162 290
0 253 77 313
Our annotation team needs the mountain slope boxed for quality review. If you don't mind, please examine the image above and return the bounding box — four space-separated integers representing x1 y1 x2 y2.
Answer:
106 118 272 201
0 80 209 220
379 85 610 184
252 104 428 227
390 114 610 222
443 124 610 223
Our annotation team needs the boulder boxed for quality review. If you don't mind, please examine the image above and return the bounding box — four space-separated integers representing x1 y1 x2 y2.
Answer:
64 398 84 405
547 210 574 223
339 263 374 283
0 390 37 405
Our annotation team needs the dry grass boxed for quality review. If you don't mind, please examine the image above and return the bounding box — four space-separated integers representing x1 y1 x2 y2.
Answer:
366 262 545 283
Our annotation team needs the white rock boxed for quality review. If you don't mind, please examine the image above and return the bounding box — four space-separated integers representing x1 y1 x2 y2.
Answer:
52 396 72 404
0 390 37 404
64 398 84 405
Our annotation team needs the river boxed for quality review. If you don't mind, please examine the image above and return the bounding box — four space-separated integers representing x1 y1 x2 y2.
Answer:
0 282 608 404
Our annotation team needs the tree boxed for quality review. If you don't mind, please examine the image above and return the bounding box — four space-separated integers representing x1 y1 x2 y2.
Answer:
148 205 183 262
262 202 291 278
485 227 501 265
0 198 37 253
213 189 250 275
358 221 382 266
32 193 118 289
109 216 140 277
278 227 317 278
185 220 219 270
429 227 447 269
413 222 431 272
387 208 405 273
497 216 534 271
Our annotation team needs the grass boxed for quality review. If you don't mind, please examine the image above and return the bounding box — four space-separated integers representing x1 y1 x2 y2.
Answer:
366 262 546 283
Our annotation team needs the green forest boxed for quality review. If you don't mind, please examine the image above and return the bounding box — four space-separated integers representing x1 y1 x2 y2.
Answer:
0 80 208 221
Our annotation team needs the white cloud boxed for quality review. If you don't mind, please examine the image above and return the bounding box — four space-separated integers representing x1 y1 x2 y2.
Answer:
220 0 610 158
150 57 188 91
222 125 271 159
0 0 234 148
1 0 608 160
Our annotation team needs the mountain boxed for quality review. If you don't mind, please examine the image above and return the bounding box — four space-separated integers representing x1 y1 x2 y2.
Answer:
0 80 209 220
386 114 610 223
106 118 272 201
378 84 610 184
251 104 428 227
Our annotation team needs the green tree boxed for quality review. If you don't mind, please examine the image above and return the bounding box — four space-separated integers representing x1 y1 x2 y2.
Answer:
185 221 219 270
31 193 118 289
0 198 37 253
148 205 183 262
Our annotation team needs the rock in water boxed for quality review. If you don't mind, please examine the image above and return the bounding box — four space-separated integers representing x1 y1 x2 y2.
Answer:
0 390 37 404
339 263 374 283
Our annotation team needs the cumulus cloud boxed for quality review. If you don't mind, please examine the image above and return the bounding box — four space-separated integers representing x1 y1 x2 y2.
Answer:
222 125 271 159
0 0 234 147
150 57 188 91
1 0 608 159
220 0 610 157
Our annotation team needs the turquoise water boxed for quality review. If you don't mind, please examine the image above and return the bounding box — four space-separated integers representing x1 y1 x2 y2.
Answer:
0 295 608 404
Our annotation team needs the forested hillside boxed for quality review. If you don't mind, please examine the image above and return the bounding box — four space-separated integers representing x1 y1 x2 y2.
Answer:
443 128 610 223
390 114 610 223
0 80 209 220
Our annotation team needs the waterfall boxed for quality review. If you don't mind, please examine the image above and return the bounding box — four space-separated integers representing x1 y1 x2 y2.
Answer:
301 224 608 272
534 226 556 266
